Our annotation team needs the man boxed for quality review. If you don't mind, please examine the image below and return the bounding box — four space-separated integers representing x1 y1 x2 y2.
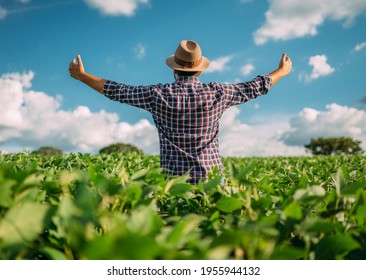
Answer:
69 40 292 184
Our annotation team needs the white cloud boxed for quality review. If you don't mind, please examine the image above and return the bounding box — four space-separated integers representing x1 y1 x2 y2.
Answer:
219 103 366 156
84 0 149 17
133 43 147 60
0 6 7 19
206 55 234 73
308 55 335 79
219 107 305 156
240 63 255 76
1 2 71 18
1 71 35 88
0 71 159 154
254 0 366 45
354 42 366 52
3 72 363 157
300 54 335 82
282 103 366 150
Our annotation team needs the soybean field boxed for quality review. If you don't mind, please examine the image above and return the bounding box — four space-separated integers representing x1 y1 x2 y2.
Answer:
0 153 365 260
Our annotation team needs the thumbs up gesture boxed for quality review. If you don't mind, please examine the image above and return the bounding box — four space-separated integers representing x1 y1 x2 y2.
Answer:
69 54 85 80
279 53 292 76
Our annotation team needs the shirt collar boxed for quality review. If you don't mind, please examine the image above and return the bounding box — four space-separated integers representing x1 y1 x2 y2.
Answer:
174 76 201 84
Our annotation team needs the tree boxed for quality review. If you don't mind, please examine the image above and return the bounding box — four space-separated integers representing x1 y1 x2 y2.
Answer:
99 143 143 155
32 146 63 155
305 137 364 155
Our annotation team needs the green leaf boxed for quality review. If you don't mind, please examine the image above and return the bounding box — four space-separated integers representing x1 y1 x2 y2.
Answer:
209 210 220 222
52 196 81 239
83 234 162 260
355 203 366 226
40 247 68 260
228 161 256 186
169 183 193 195
315 234 360 259
297 174 310 189
21 173 45 187
333 167 348 197
216 197 243 213
125 182 143 203
0 202 50 247
130 169 149 181
301 218 340 234
293 185 326 201
342 181 366 196
203 175 222 194
166 215 203 245
14 187 41 205
284 202 302 220
127 206 163 235
58 196 81 220
164 174 190 194
353 192 366 225
0 179 16 208
74 185 100 215
271 246 305 260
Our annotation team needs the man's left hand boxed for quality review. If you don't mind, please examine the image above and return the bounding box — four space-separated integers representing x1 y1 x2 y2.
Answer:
69 54 85 80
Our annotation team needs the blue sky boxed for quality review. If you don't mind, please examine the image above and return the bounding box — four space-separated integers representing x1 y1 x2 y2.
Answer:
1 0 366 156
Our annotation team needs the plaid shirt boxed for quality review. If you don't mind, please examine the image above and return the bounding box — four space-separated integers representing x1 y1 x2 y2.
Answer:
103 75 272 183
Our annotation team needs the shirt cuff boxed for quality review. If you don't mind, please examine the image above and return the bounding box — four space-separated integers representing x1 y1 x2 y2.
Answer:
103 80 114 96
265 74 273 86
258 74 272 95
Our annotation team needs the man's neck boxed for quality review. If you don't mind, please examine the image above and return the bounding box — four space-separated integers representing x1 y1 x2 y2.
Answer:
174 76 200 83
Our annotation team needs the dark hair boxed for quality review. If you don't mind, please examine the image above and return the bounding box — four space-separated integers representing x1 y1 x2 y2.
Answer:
175 70 201 77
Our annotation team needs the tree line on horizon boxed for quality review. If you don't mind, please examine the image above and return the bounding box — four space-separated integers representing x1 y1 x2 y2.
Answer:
30 137 364 156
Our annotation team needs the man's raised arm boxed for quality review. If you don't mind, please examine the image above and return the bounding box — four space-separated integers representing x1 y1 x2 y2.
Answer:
269 53 292 86
69 55 105 94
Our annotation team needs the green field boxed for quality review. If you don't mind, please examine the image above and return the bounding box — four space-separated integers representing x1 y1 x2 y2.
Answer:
0 153 365 260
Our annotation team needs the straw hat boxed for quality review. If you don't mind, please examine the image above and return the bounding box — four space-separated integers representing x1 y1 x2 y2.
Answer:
166 40 210 72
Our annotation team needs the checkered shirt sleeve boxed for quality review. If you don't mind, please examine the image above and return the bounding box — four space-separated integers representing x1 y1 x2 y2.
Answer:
103 75 272 183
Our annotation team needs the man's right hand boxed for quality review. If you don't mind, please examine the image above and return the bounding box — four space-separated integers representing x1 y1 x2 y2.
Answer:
269 53 293 86
278 53 292 76
68 54 106 94
69 54 85 80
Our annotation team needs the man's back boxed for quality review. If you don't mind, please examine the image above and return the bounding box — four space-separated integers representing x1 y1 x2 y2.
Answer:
103 75 272 183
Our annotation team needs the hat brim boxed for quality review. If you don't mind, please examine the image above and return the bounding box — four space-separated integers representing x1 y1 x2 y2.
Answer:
166 55 210 72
